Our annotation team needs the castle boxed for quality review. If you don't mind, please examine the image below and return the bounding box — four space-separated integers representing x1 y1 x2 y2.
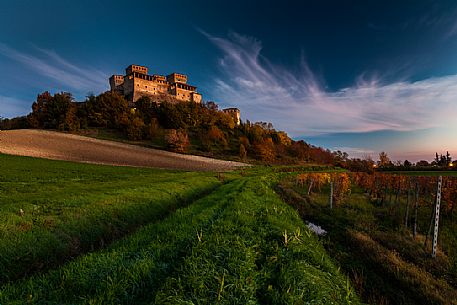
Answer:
109 64 202 105
109 64 240 124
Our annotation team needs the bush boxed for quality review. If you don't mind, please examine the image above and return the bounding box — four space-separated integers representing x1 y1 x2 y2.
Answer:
202 125 228 151
253 138 276 162
239 144 247 160
127 116 145 140
148 118 162 139
165 129 190 153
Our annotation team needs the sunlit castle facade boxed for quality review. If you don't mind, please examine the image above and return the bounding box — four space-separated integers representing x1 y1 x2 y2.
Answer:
222 107 241 125
109 64 202 105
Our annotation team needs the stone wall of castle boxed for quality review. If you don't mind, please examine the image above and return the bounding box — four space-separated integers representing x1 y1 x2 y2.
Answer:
109 65 202 105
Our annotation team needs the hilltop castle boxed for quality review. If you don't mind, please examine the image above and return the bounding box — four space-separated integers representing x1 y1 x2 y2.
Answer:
109 64 240 124
109 64 202 105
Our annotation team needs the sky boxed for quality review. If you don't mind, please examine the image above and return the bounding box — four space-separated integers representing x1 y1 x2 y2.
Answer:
1 0 457 162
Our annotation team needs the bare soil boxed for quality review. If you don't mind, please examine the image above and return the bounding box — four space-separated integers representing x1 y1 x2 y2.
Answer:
0 129 248 171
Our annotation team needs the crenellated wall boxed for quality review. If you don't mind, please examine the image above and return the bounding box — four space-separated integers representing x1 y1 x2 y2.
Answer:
109 64 202 105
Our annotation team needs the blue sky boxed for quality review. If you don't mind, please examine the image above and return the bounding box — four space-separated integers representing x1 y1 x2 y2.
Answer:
1 0 457 162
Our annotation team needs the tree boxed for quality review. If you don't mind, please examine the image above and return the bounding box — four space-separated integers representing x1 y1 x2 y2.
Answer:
148 118 161 139
253 138 276 162
27 91 52 128
272 131 292 146
379 151 391 167
404 160 412 167
288 140 310 161
208 126 227 146
239 144 247 160
86 92 129 129
27 91 78 131
416 160 429 167
127 116 145 140
165 129 190 153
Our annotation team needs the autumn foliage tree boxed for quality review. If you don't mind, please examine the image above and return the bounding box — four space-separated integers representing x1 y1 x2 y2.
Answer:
126 115 145 140
165 129 190 153
239 144 247 160
202 125 228 150
85 92 129 129
27 91 79 131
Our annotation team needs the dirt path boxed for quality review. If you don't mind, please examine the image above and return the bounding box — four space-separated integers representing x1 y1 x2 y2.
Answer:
0 129 249 171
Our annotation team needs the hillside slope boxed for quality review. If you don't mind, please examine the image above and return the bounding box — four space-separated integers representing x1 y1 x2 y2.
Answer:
0 129 247 171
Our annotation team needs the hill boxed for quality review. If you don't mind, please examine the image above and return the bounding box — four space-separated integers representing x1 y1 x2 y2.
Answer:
0 129 247 171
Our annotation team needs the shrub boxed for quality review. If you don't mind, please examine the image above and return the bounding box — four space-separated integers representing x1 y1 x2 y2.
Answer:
148 118 162 139
253 138 276 162
127 116 145 140
239 144 247 160
207 125 228 147
165 129 190 153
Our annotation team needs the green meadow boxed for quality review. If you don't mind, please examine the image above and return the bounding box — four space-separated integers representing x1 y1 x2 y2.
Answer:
0 154 359 304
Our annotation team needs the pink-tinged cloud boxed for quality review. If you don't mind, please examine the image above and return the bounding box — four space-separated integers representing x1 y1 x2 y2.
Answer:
203 31 457 137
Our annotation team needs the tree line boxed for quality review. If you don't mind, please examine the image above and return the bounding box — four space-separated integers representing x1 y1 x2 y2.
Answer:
0 91 344 164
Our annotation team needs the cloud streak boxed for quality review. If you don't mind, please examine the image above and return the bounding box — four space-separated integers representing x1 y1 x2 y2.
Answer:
0 95 30 118
0 43 107 93
204 32 457 137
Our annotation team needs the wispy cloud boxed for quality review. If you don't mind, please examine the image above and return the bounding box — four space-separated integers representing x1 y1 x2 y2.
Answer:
416 6 457 40
204 31 457 137
0 95 30 118
0 43 107 93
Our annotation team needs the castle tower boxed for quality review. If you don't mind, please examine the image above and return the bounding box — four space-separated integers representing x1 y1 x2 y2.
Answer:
166 72 187 84
109 75 125 94
222 108 241 125
126 64 148 75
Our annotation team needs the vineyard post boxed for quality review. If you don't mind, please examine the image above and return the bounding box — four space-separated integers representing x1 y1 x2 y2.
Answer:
394 179 401 206
431 175 442 258
388 178 393 205
329 180 333 209
404 177 411 228
413 180 419 239
383 182 388 207
308 179 314 196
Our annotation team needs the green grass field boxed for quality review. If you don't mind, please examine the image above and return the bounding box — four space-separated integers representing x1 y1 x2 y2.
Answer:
0 154 222 283
0 154 360 304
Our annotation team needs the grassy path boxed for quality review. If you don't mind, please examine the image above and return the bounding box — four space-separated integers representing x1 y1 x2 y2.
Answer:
1 175 361 304
155 176 358 305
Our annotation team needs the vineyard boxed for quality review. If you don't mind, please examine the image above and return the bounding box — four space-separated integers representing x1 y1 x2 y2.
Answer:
278 171 457 305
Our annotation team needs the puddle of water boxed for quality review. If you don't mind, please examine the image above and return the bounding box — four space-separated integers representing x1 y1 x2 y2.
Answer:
306 221 327 236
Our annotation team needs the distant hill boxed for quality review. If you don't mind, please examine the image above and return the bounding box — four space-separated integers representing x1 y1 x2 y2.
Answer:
0 129 247 171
